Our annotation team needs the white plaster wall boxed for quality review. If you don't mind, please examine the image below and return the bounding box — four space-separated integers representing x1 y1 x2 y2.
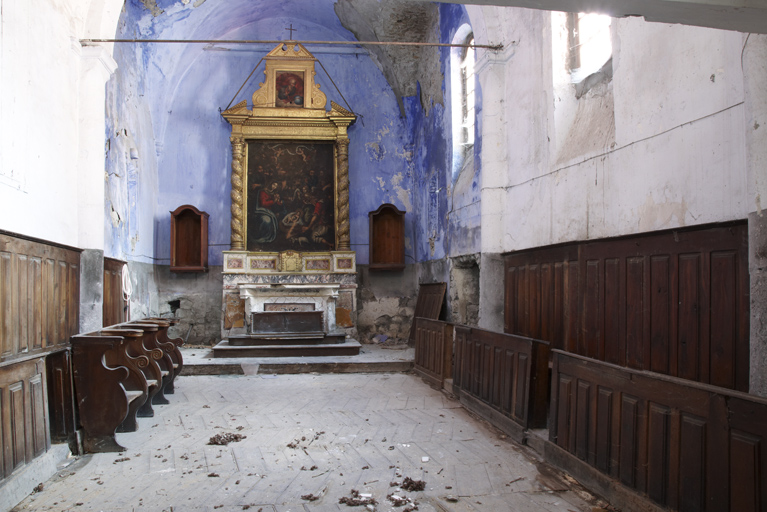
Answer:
612 20 744 146
0 0 121 248
0 0 84 245
477 8 554 254
476 8 750 255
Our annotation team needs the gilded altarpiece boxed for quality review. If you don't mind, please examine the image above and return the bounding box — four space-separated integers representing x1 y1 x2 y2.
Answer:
221 42 357 337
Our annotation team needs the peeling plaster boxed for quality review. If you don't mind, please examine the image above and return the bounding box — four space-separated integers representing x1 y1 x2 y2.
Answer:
637 194 689 232
392 172 413 211
141 0 165 17
335 0 443 117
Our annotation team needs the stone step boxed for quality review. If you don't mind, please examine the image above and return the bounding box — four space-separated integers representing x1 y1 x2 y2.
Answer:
212 339 361 358
227 333 346 346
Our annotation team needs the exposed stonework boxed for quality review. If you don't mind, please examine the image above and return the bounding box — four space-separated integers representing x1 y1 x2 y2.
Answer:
356 266 418 342
479 253 505 332
140 0 164 17
750 211 767 397
79 249 105 333
449 254 480 327
128 262 224 346
335 0 443 116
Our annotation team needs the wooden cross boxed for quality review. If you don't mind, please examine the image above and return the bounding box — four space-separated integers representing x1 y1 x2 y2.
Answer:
286 24 297 40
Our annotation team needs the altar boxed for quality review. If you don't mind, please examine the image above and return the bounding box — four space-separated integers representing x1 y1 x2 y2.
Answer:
221 250 357 339
216 41 358 355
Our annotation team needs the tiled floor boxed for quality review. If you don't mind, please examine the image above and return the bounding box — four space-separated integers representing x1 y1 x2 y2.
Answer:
13 373 606 512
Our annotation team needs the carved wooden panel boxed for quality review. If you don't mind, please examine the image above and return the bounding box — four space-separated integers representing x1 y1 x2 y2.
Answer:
413 318 453 387
0 232 80 363
0 232 77 483
453 325 549 430
0 358 49 481
505 222 749 391
550 349 767 511
45 350 76 444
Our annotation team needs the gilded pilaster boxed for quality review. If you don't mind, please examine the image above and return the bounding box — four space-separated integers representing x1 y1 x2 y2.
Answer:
230 135 245 250
336 138 351 251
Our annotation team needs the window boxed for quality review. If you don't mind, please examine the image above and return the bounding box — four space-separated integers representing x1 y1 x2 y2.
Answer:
566 12 611 83
459 36 475 149
451 25 475 178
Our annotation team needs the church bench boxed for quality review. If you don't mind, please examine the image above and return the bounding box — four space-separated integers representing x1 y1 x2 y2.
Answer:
114 322 173 407
103 324 167 418
71 319 183 453
71 329 150 453
123 317 184 394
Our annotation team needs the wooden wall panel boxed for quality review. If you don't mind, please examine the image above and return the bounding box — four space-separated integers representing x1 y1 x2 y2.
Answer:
0 233 80 363
504 222 749 391
453 325 549 431
0 358 49 481
0 232 78 484
413 318 453 387
550 350 767 512
505 245 579 351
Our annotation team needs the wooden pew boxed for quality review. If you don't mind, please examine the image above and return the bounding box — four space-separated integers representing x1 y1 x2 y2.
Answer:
105 324 166 417
71 330 148 452
71 318 183 453
125 318 184 394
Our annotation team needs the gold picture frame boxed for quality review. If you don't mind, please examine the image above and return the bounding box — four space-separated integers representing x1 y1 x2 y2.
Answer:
222 42 356 252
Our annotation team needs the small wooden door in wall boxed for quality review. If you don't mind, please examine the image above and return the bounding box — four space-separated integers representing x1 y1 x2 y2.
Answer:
103 257 127 326
369 204 406 271
170 205 209 272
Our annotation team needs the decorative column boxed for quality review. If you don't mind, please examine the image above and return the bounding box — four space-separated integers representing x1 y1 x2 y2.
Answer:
336 138 351 251
230 135 246 251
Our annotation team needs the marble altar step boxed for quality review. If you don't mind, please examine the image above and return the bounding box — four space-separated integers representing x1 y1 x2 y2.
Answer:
211 338 361 358
228 332 346 346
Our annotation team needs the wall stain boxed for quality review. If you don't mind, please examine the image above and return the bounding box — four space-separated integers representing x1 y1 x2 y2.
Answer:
637 194 689 232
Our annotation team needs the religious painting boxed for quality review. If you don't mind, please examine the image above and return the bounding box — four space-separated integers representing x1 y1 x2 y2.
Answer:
275 71 305 108
246 141 336 252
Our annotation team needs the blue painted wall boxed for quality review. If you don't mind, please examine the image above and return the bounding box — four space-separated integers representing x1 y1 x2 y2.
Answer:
407 4 479 263
105 0 473 267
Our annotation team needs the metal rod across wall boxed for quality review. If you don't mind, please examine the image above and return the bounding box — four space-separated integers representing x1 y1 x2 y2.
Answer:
80 38 504 51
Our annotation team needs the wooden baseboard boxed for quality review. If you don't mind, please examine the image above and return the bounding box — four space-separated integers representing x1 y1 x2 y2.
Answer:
543 439 666 512
455 388 526 444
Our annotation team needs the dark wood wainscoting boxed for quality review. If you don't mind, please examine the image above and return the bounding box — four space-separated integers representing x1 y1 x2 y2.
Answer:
1 233 81 361
103 257 126 327
0 232 80 484
453 325 550 438
0 358 49 480
550 350 767 512
413 318 453 388
504 222 749 391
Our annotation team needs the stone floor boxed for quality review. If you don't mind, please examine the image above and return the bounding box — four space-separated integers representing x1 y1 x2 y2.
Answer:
12 372 609 512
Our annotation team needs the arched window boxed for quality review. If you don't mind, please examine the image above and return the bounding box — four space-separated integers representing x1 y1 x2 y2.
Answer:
451 25 475 178
565 12 611 83
459 35 476 148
